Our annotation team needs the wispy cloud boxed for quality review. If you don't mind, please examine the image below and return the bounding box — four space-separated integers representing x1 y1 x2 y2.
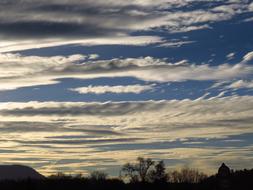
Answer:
0 96 253 174
69 84 154 94
0 0 251 51
226 52 236 60
0 52 252 91
243 51 253 62
158 40 196 48
226 80 253 90
0 36 164 53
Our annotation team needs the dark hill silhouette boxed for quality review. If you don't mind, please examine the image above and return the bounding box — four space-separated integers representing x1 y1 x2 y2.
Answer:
0 165 45 181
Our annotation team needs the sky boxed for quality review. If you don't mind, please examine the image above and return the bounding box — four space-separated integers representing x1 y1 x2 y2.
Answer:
0 0 253 176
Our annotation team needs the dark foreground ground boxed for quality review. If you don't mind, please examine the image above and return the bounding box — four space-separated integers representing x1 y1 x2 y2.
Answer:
0 172 253 190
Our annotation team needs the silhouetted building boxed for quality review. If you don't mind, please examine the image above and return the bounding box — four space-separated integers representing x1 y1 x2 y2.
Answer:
218 163 230 178
217 163 231 189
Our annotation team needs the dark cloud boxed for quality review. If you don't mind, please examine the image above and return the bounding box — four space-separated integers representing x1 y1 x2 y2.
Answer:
0 121 122 136
0 21 116 39
0 121 63 132
214 117 253 124
0 0 152 40
0 101 165 116
0 0 251 42
0 149 25 154
14 137 143 145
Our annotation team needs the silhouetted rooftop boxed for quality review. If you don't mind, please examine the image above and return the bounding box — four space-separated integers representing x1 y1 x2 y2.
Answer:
218 163 230 177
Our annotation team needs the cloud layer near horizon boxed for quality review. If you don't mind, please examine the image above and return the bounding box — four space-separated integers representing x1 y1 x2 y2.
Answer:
0 96 253 175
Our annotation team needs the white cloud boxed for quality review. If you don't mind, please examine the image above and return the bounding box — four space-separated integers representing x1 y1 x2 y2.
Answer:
158 40 195 48
242 51 253 62
0 53 252 91
88 54 100 60
69 84 154 94
0 36 163 53
243 17 253 22
226 80 253 89
208 91 227 100
212 3 247 15
226 52 236 60
168 24 212 33
209 81 229 89
249 2 253 11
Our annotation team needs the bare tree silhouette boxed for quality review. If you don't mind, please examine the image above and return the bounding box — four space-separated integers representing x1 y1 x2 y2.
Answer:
121 157 155 182
168 167 207 183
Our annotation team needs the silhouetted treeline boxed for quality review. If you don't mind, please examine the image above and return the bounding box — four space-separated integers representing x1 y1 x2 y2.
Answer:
0 157 253 190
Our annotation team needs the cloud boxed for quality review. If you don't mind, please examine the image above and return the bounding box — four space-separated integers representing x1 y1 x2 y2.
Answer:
1 97 253 138
69 84 154 94
208 91 228 100
243 51 253 62
226 80 253 89
88 54 100 60
0 53 252 91
167 24 212 33
158 40 196 48
249 2 253 11
0 36 163 53
226 52 236 60
243 17 253 22
0 0 251 51
0 96 253 174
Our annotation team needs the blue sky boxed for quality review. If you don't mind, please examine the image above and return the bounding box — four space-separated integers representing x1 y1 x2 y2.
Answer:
0 0 253 176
